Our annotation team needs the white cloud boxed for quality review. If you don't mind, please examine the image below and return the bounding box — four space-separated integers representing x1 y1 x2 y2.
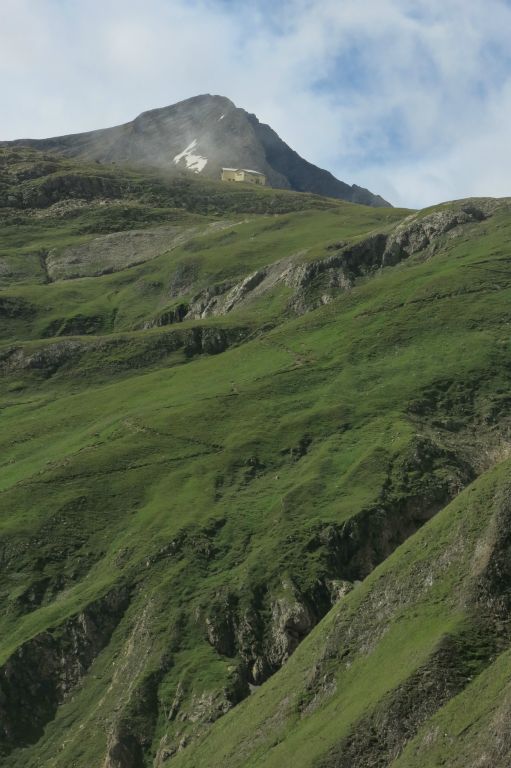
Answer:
1 0 511 207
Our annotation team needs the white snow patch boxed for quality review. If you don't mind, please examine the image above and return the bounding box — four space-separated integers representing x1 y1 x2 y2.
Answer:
173 139 208 173
218 114 225 120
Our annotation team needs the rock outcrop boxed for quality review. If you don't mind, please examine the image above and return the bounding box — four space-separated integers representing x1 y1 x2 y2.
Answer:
382 200 495 265
0 587 130 756
0 324 251 379
185 233 390 319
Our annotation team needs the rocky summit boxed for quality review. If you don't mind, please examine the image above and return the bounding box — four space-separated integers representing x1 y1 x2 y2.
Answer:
1 127 511 768
1 94 390 207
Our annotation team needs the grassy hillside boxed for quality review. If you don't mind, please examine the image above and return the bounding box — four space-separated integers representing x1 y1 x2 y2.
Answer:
171 458 511 768
1 146 511 767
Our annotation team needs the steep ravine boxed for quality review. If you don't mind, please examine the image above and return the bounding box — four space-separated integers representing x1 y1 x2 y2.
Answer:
166 460 511 768
0 587 130 757
104 386 511 765
317 484 511 768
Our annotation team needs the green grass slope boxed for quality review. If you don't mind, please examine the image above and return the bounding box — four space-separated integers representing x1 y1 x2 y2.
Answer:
171 458 511 768
1 147 511 767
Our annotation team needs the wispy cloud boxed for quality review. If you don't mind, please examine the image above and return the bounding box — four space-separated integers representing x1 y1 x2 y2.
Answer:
2 0 511 207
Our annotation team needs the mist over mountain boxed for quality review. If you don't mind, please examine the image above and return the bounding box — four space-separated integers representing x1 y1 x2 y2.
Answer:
2 94 390 207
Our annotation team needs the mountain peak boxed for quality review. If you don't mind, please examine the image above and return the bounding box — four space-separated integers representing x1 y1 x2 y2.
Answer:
1 95 391 207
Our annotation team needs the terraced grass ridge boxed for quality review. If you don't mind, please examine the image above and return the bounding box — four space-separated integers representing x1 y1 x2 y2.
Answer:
1 146 511 767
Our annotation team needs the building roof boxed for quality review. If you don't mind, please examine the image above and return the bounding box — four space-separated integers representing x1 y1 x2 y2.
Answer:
222 167 265 175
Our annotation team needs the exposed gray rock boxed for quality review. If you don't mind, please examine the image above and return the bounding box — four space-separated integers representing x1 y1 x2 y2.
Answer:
288 234 388 313
326 579 354 604
205 596 237 657
267 585 314 668
167 681 185 722
185 234 390 319
0 339 84 374
103 734 144 768
185 690 233 724
186 282 235 319
154 668 248 763
183 202 499 323
141 303 188 330
0 587 130 756
46 224 196 280
383 201 493 265
0 325 251 379
300 663 338 716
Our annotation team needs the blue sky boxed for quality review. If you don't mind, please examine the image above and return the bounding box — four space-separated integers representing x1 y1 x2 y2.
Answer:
2 0 511 207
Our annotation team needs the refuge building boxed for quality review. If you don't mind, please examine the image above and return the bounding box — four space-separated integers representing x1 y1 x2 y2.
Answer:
221 168 266 186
